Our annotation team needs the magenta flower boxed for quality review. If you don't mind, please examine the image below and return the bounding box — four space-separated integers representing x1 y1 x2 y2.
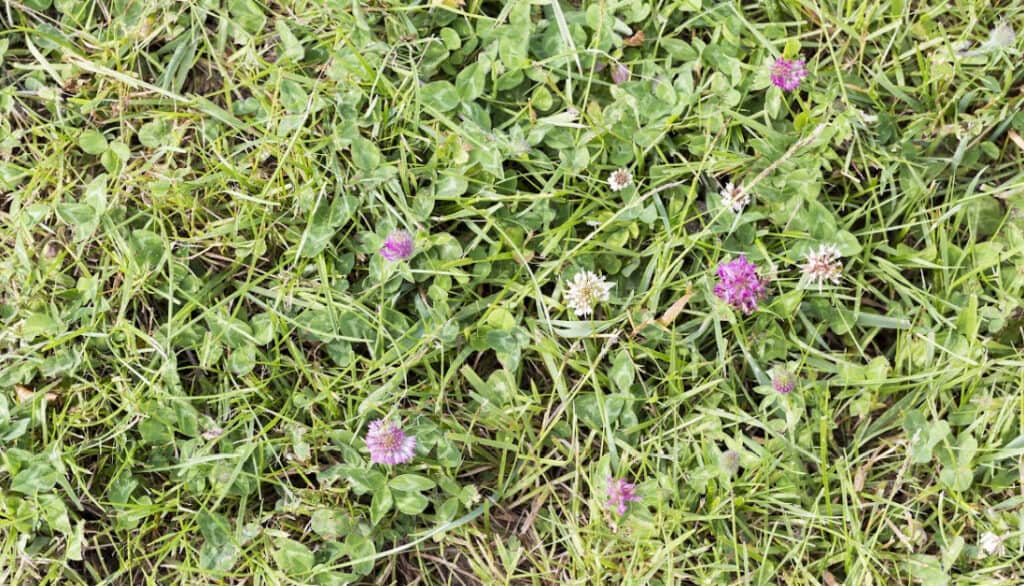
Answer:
770 365 796 394
379 230 414 261
713 256 767 314
365 419 416 465
605 477 640 515
770 57 808 91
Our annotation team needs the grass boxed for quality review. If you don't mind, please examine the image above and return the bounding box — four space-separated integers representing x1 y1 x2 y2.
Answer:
1 0 1024 584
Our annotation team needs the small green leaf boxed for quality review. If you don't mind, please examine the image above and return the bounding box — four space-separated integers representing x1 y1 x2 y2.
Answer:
907 555 949 586
941 536 964 571
0 162 30 189
345 534 376 576
956 295 979 339
201 540 240 573
310 509 351 540
40 493 72 534
437 497 460 523
272 537 315 576
78 130 108 155
370 486 393 525
227 344 256 375
23 312 64 340
209 314 253 348
57 202 100 241
908 419 950 464
67 521 85 561
250 313 274 345
484 329 518 353
276 20 304 61
435 175 468 199
609 350 635 393
138 119 172 148
139 418 173 444
388 474 436 492
422 81 460 112
84 174 108 215
229 0 266 34
298 194 357 257
279 79 307 113
57 202 97 227
456 63 486 101
350 136 382 171
11 461 59 494
129 229 165 271
394 490 429 515
498 25 529 69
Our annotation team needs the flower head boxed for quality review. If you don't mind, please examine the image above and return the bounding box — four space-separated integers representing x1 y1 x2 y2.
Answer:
365 419 416 465
770 57 808 91
770 365 797 394
801 244 843 287
379 230 415 262
719 450 741 476
605 477 640 515
988 22 1016 48
611 63 630 84
714 256 767 314
564 270 613 317
608 168 632 192
979 532 1007 558
720 182 750 213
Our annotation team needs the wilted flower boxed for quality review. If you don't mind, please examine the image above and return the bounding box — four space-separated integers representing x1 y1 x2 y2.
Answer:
959 22 1016 57
988 22 1016 48
380 230 415 261
565 270 613 317
714 256 767 314
979 532 1007 558
906 518 928 549
608 168 632 192
365 419 416 465
801 244 843 287
611 63 630 84
770 57 808 91
605 477 640 515
770 365 797 393
720 182 750 213
719 450 741 476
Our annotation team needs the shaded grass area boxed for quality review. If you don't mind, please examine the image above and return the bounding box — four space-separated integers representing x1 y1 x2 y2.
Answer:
1 0 1024 584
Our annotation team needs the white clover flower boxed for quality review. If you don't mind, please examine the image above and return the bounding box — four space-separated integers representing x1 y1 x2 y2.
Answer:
801 244 843 287
564 270 613 316
720 182 750 213
979 532 1006 558
608 168 632 192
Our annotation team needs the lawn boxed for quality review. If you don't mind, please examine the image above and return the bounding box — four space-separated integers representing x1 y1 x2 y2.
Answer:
1 0 1024 584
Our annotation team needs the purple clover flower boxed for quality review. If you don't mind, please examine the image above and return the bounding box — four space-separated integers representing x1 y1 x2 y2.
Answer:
379 230 414 262
611 63 630 85
770 366 797 394
713 256 767 314
365 419 416 465
770 57 808 91
605 477 640 515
